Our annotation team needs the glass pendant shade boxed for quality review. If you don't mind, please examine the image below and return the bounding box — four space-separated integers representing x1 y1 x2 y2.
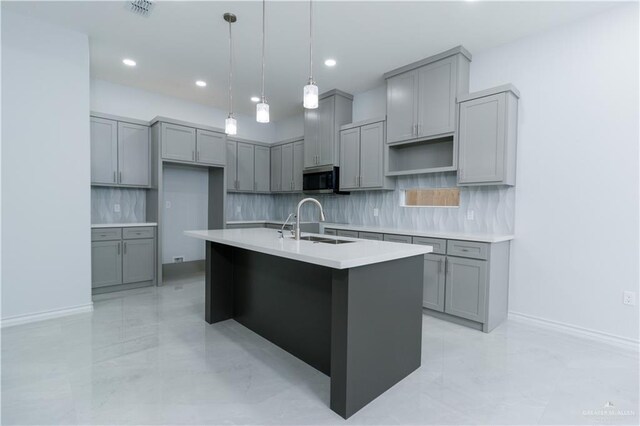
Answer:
303 82 318 109
225 116 237 135
256 102 270 123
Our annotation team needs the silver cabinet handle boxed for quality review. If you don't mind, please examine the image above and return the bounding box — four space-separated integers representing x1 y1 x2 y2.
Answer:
123 242 127 254
117 242 120 255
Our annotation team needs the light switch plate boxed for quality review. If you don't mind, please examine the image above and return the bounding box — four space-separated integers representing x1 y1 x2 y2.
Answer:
623 291 636 306
165 201 171 209
373 208 379 217
236 206 241 214
114 204 120 213
466 210 475 220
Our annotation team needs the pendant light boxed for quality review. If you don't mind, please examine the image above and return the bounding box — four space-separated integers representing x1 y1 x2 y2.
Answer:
303 0 318 109
256 0 270 123
224 13 238 135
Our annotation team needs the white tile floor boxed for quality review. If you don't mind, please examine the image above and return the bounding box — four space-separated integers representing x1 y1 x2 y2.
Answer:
2 275 638 425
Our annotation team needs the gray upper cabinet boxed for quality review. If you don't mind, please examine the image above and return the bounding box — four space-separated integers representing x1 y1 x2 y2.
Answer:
384 46 471 144
445 256 488 323
122 238 155 284
254 146 270 192
90 116 150 188
423 254 446 312
226 140 238 191
161 123 196 162
196 129 226 166
457 85 519 186
270 145 282 192
91 117 118 185
304 90 353 169
281 143 293 191
118 122 150 187
91 240 122 288
236 142 255 192
292 141 304 191
339 120 391 191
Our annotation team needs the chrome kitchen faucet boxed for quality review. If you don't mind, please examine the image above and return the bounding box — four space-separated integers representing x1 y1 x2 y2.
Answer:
295 198 326 240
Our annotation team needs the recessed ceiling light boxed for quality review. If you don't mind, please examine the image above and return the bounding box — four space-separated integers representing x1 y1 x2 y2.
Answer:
195 80 207 87
324 59 337 67
122 58 137 67
251 96 260 102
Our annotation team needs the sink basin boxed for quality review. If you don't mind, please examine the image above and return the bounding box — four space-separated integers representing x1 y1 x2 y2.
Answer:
295 236 355 244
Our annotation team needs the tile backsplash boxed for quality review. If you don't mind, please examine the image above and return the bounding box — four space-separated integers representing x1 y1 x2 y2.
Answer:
91 187 146 223
227 172 515 235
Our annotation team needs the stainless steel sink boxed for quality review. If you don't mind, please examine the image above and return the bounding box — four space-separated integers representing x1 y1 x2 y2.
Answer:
295 236 355 244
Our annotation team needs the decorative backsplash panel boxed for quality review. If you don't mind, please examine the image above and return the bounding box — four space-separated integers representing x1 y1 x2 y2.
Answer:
234 172 515 235
91 187 146 223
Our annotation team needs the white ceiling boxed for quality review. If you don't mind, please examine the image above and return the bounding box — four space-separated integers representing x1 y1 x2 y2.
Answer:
3 1 617 120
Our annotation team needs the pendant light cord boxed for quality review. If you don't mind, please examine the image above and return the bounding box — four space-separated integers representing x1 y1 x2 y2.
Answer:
308 0 313 83
261 0 266 101
228 18 234 116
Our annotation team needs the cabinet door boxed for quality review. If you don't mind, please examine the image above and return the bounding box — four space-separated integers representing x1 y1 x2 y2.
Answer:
359 122 384 188
236 142 255 191
118 122 150 186
91 240 122 288
339 127 360 190
445 257 487 322
458 93 506 184
196 129 226 166
90 117 118 185
254 146 270 192
226 140 237 190
161 123 196 162
122 238 154 284
281 143 293 191
423 254 445 312
317 96 335 166
417 57 457 137
386 71 418 144
270 145 282 192
292 140 304 191
304 108 319 168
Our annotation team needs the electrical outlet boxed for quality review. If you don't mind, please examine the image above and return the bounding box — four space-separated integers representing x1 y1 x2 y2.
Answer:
165 201 171 209
373 208 379 217
466 210 475 220
623 291 636 306
114 204 120 213
236 205 241 214
173 256 184 263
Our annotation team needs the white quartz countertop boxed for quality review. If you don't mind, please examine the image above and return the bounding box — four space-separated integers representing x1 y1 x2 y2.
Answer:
226 221 513 243
92 223 157 228
185 228 431 269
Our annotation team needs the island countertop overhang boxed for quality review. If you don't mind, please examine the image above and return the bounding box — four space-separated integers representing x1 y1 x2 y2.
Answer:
185 228 432 269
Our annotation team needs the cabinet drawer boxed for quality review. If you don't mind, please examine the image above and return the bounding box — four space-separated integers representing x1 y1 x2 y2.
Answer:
123 227 155 240
447 240 488 260
324 228 337 236
336 230 359 238
91 228 122 241
358 232 383 241
412 237 447 254
384 234 412 244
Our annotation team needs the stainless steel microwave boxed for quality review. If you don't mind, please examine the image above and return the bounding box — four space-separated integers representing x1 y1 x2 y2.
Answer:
303 166 346 194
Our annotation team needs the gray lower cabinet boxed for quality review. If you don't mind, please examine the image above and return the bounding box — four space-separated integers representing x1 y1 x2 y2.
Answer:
118 122 150 186
91 240 122 288
122 238 155 284
91 116 150 187
444 256 487 322
91 227 156 291
254 146 270 192
336 230 358 238
161 123 196 162
423 254 446 312
196 129 226 166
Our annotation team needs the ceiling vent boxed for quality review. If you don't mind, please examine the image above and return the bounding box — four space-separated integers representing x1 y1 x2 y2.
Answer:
129 0 154 17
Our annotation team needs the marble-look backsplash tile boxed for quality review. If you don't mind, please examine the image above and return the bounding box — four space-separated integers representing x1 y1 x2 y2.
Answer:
91 187 146 224
232 172 515 235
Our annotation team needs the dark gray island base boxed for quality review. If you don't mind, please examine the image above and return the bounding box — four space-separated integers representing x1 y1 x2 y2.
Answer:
205 241 424 419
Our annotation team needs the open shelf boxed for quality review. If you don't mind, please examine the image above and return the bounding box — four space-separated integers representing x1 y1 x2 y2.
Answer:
386 136 456 176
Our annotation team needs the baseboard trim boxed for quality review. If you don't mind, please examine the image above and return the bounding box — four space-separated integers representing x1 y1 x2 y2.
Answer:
508 311 639 352
1 303 94 328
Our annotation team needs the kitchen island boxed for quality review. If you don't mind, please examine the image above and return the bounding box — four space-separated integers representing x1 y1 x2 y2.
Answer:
185 228 432 419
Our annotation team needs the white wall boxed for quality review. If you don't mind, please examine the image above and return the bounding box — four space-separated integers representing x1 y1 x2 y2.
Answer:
352 85 386 122
273 112 304 142
162 165 208 263
469 3 639 342
91 79 275 143
1 11 92 321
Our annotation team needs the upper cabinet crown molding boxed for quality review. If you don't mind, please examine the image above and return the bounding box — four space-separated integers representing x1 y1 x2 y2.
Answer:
383 45 472 80
91 111 149 127
457 84 520 103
